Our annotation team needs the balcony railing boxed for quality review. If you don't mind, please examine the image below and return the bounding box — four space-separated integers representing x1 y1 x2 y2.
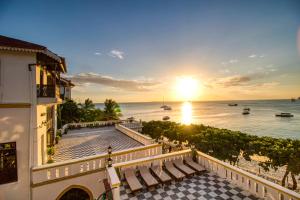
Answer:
115 124 154 145
37 84 55 98
31 143 162 187
106 149 300 200
196 151 300 200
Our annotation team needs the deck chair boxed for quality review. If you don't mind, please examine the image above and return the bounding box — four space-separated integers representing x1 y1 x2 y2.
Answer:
184 157 206 173
124 168 143 193
164 161 185 181
150 165 172 185
138 166 159 188
173 159 196 176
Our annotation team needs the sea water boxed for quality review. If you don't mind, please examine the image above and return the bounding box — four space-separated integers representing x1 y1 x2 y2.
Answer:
96 100 300 139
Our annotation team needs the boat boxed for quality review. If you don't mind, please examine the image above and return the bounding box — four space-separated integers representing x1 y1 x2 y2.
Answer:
228 103 238 106
291 98 296 102
242 109 250 115
164 105 172 110
275 113 294 117
160 97 172 110
162 116 170 120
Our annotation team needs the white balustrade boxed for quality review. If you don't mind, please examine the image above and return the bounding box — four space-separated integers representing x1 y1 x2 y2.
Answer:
32 144 162 186
115 124 154 145
196 151 300 200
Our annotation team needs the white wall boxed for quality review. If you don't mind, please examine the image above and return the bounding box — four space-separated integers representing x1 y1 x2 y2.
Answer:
35 105 48 166
32 170 106 200
0 51 35 103
0 108 31 200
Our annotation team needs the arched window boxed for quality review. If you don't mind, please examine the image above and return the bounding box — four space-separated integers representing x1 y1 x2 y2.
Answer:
57 186 92 200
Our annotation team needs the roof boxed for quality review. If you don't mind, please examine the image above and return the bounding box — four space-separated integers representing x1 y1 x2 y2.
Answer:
60 77 75 87
0 35 67 73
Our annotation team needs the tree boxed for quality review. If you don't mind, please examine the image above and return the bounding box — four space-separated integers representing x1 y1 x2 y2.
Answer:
78 98 95 110
60 99 81 125
103 99 121 120
141 120 300 190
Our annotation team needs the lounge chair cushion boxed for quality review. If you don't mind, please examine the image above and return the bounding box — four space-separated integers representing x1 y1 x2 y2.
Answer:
138 166 159 187
164 161 185 180
150 165 172 183
185 157 206 172
173 159 196 175
124 169 143 192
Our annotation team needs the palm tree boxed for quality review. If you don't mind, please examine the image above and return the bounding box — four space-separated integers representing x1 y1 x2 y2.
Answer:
103 99 121 120
79 98 95 110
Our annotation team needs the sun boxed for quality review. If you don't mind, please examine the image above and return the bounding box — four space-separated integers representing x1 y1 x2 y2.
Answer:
176 76 200 101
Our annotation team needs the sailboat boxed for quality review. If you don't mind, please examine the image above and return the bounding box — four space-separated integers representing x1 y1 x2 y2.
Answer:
160 97 172 110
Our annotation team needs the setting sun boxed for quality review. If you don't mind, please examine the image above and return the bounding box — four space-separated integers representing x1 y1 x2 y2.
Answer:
176 76 200 101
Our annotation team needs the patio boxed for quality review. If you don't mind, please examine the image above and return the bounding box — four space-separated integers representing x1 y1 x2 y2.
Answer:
120 172 260 200
53 126 143 162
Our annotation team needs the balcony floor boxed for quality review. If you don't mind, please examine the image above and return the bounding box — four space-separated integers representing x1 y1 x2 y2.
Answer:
53 126 143 162
120 172 259 200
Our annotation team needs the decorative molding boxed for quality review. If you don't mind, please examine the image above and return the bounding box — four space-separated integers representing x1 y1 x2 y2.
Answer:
0 103 31 108
31 167 105 188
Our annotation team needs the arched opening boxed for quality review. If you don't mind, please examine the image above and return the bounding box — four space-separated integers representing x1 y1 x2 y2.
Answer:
57 185 92 200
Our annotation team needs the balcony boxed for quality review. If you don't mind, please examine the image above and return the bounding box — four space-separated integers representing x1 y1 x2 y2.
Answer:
37 84 62 104
107 149 300 200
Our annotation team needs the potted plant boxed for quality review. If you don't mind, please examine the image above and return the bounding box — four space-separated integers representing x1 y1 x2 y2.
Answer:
47 146 55 163
55 135 61 144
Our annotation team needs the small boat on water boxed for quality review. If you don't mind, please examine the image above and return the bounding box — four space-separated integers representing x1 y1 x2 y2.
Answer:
228 103 238 106
291 98 296 102
160 97 172 110
162 116 170 120
275 113 294 117
164 105 172 110
242 108 250 115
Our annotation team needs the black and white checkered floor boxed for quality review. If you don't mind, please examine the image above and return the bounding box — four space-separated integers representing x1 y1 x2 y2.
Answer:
120 172 260 200
53 126 143 162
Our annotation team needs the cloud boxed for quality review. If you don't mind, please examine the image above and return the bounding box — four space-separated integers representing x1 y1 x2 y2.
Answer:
212 71 272 88
109 49 124 59
94 52 102 56
229 59 238 63
249 54 265 58
69 73 160 92
221 59 238 65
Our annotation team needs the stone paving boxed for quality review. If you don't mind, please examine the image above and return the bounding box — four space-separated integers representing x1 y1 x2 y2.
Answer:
53 126 143 162
120 172 260 200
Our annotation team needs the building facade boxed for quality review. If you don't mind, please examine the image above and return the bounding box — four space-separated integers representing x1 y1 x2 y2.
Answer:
0 35 73 199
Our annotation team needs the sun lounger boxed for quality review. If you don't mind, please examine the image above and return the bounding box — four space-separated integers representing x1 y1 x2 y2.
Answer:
150 165 172 185
124 168 143 193
164 161 185 181
138 166 159 188
184 157 206 173
173 159 196 176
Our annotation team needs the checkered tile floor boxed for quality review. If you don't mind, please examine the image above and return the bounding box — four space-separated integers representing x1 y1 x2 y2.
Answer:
120 172 260 200
53 126 143 162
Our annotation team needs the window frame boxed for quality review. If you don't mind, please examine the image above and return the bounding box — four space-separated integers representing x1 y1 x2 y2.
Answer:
0 142 18 185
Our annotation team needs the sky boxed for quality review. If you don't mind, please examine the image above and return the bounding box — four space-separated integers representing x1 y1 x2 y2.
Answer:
1 0 300 102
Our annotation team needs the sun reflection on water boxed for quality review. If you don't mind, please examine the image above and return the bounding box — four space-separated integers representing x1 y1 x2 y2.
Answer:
181 101 192 125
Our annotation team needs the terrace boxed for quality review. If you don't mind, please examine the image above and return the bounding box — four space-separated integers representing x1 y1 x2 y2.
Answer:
107 149 300 200
53 126 144 162
31 122 300 200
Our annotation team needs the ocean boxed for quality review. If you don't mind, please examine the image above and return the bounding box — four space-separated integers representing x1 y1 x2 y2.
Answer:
96 100 300 139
